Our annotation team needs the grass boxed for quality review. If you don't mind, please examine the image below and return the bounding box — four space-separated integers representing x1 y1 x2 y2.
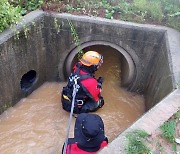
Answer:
125 111 179 154
125 129 152 154
160 111 180 152
160 120 176 143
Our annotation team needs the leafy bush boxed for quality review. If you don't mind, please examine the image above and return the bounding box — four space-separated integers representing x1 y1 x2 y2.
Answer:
10 0 44 15
0 0 21 33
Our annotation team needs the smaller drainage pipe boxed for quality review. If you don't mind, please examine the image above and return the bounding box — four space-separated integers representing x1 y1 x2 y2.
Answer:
20 70 37 92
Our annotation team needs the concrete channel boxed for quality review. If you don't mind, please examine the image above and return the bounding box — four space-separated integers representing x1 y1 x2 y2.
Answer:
0 10 179 153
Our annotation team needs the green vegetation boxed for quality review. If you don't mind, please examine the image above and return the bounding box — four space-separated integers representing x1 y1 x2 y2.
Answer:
41 0 180 30
160 120 176 143
53 17 84 59
0 0 179 33
160 111 180 152
10 0 44 15
0 0 21 33
67 19 84 59
0 0 43 33
125 111 180 154
125 129 152 154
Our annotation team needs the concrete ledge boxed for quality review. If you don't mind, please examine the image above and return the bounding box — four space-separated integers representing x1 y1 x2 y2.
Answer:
45 13 167 34
166 29 180 86
99 89 180 154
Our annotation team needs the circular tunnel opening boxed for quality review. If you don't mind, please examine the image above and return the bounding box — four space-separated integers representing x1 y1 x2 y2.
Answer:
64 41 135 89
20 70 37 91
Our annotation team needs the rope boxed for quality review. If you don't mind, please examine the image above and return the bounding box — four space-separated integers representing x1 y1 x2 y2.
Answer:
63 76 80 154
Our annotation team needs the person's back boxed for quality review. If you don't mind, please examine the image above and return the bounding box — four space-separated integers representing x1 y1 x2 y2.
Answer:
63 113 108 154
61 51 104 114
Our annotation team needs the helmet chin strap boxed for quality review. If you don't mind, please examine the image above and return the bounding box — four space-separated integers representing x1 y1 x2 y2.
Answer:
93 65 98 72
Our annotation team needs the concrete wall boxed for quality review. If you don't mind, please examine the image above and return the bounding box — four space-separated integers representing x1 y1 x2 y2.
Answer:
0 10 178 114
0 12 46 113
144 36 174 110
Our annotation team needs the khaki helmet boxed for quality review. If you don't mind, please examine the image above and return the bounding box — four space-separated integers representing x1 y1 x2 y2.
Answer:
80 51 103 67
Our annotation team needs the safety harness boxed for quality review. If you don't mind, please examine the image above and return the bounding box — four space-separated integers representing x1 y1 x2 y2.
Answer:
62 63 93 113
62 64 93 154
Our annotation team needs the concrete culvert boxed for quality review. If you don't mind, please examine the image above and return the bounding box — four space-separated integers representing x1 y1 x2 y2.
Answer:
0 11 179 153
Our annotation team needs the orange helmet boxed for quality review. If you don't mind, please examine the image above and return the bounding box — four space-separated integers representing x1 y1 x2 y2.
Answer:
80 51 103 67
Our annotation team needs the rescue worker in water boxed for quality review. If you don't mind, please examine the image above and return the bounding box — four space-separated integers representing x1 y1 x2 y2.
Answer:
61 51 104 114
62 113 108 154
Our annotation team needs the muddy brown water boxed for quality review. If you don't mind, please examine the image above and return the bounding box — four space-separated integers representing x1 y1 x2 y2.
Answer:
0 48 145 154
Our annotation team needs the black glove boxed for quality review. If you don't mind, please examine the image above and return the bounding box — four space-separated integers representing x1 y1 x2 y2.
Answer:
98 97 104 108
97 77 104 84
97 77 104 88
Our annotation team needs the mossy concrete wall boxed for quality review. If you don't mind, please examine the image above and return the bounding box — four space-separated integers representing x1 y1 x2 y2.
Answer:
0 11 179 116
0 12 45 113
144 36 174 109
